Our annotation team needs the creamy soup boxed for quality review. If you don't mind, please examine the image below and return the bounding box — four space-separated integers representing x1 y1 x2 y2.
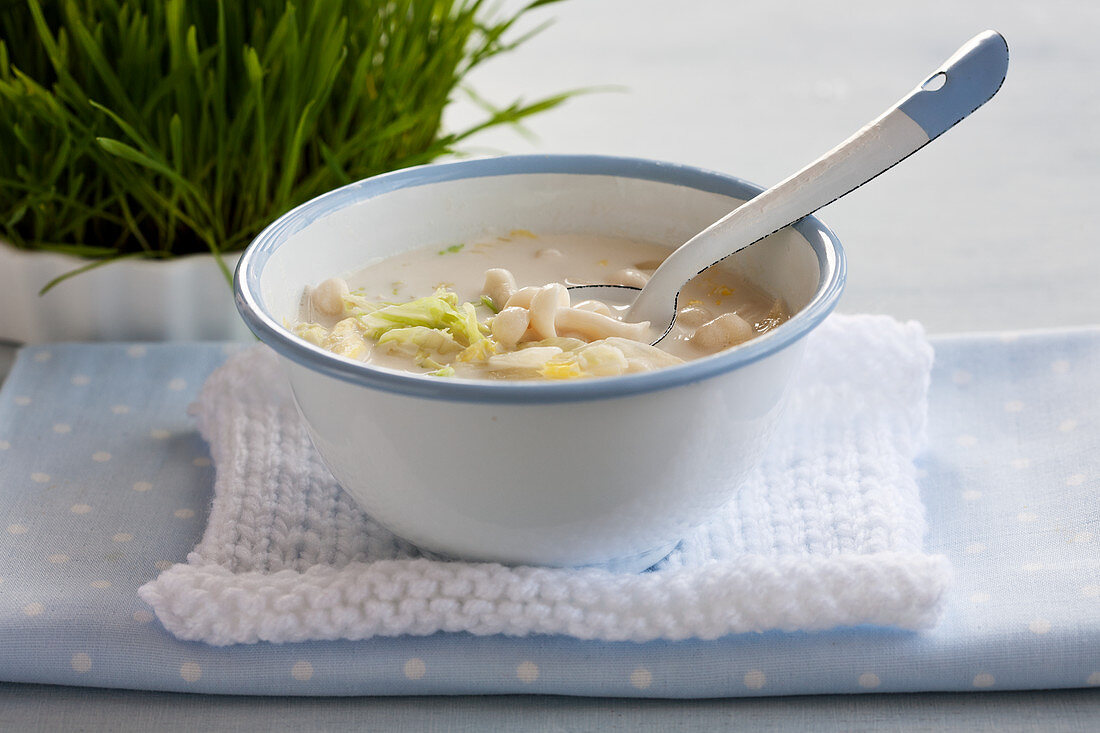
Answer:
293 232 788 380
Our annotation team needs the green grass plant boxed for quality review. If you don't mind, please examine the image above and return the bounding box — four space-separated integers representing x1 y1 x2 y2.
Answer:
0 0 574 288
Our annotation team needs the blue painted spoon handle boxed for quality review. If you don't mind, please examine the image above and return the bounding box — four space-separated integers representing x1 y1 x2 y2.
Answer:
629 30 1009 331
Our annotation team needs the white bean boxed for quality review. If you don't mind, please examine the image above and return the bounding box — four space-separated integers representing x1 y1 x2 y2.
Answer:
608 268 649 288
573 299 613 316
311 277 350 317
482 268 517 310
555 307 651 342
490 307 530 348
504 286 540 309
676 304 712 328
690 313 754 352
535 248 563 259
529 283 570 339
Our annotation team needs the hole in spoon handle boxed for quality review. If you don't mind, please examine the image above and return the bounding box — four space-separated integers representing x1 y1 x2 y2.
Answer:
921 71 947 91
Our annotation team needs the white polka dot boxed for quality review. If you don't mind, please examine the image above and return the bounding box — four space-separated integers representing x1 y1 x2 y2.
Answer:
965 542 986 554
33 351 52 362
90 580 111 589
858 672 880 689
970 592 991 604
517 661 539 683
972 673 995 688
180 662 202 682
14 396 32 406
962 490 982 501
1082 585 1100 598
0 440 9 450
1073 532 1093 544
174 508 195 519
1088 672 1100 686
1010 458 1031 470
1021 562 1044 572
630 668 652 689
71 374 90 386
150 429 171 440
23 602 44 616
52 423 71 434
31 472 50 484
1004 400 1024 412
192 457 211 467
168 378 187 391
112 533 133 543
111 405 130 415
47 553 69 564
132 481 153 492
952 370 972 385
8 524 28 535
154 560 173 571
403 658 426 680
291 661 314 681
1059 419 1078 433
956 435 978 447
1029 618 1051 635
133 610 154 623
126 345 147 358
71 504 92 514
743 669 766 690
1051 360 1070 374
1017 512 1038 523
1067 474 1086 487
71 653 92 673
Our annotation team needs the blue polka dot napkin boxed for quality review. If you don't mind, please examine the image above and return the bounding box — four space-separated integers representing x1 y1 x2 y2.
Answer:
0 322 1097 697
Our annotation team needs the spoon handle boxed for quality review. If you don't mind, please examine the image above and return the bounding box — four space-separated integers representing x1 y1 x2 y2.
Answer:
630 30 1009 328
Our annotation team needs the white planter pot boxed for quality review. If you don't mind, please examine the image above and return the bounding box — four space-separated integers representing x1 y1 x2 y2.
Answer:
0 240 252 343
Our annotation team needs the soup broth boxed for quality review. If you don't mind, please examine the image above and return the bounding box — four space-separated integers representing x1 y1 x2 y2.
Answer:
293 231 789 380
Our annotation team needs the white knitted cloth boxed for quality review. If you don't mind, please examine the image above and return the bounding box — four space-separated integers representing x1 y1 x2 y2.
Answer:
139 314 951 646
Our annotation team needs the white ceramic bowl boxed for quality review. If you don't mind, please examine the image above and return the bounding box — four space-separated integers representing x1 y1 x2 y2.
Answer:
235 155 845 572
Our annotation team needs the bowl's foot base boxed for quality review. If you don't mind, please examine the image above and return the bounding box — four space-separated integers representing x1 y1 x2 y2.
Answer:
584 540 679 574
416 539 680 575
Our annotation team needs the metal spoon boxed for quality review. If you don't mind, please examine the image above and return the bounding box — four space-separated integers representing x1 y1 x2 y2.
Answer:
571 30 1009 343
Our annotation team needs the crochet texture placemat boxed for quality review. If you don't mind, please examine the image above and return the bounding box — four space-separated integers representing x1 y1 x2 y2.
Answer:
139 314 951 646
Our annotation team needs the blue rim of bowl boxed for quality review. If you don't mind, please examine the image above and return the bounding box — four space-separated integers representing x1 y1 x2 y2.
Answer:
235 154 846 404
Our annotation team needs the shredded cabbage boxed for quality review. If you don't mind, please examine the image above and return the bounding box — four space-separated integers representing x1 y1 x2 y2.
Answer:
601 337 684 372
541 341 629 379
323 318 370 359
488 346 563 375
457 338 499 363
377 326 462 356
358 290 491 350
293 322 328 346
341 292 384 318
520 336 586 352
